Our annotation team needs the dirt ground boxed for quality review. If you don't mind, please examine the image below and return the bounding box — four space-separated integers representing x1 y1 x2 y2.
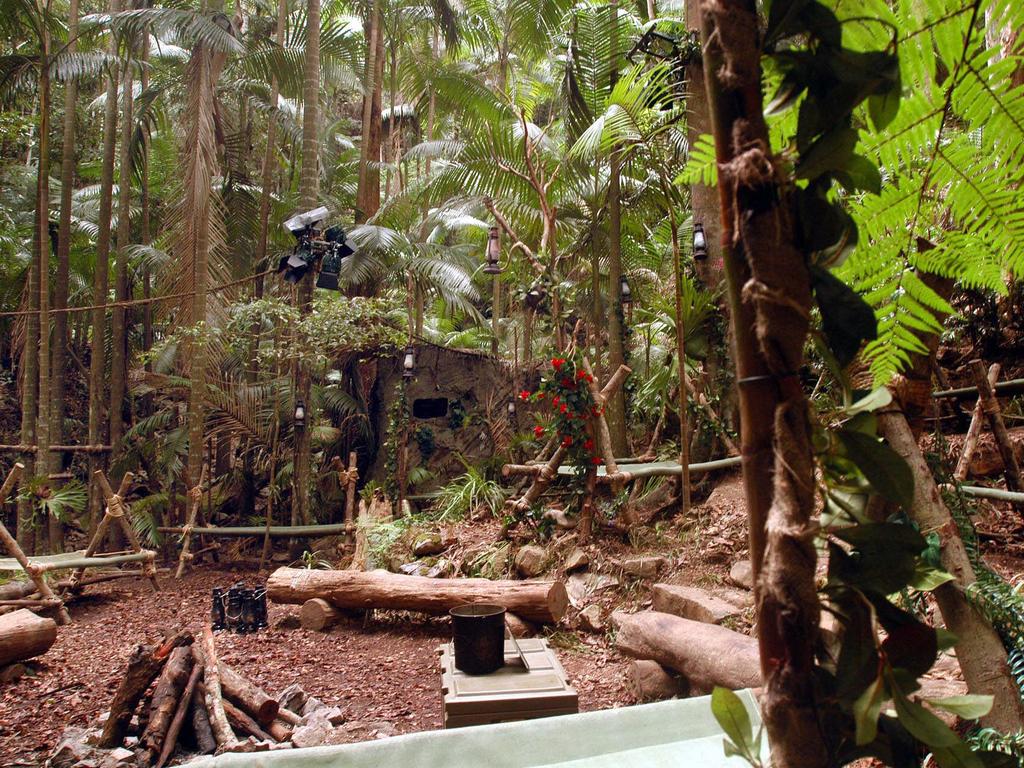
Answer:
1 471 1021 767
0 562 632 767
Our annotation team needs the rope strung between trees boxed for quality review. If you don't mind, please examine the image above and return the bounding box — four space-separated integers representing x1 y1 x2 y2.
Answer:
0 269 276 319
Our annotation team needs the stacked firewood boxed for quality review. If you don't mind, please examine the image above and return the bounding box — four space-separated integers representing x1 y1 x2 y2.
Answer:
99 625 303 767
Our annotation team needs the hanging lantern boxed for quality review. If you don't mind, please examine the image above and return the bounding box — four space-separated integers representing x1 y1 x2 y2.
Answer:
294 400 306 428
620 276 633 305
693 223 708 261
483 226 502 275
402 344 416 379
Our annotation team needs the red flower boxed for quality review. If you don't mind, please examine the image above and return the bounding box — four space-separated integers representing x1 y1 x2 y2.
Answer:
560 404 568 414
534 425 545 438
561 436 572 447
551 358 565 370
583 439 594 451
586 373 594 383
552 396 560 408
519 390 531 401
576 369 587 380
591 456 603 465
561 378 573 388
536 392 546 400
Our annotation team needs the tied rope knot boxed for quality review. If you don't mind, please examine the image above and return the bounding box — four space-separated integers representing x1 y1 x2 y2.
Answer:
107 493 125 518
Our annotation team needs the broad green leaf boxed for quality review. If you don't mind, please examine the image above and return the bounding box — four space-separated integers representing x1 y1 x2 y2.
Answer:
811 266 877 367
711 687 756 759
891 691 960 748
881 619 937 678
765 0 813 45
930 743 987 768
831 524 925 595
766 74 805 114
835 429 914 510
847 388 892 416
926 695 993 720
796 126 858 181
836 154 882 195
909 564 955 592
868 76 901 131
853 675 885 745
835 597 880 699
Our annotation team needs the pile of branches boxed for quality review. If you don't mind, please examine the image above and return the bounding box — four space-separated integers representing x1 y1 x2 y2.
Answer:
81 626 308 766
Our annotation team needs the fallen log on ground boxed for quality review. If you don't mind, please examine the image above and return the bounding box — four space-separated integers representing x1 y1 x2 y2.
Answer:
219 662 282 726
612 611 761 691
100 631 194 748
0 608 57 667
141 645 194 760
267 567 569 625
0 580 35 601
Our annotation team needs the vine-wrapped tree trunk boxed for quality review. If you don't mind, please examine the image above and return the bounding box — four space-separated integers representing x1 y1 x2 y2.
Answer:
698 1 827 764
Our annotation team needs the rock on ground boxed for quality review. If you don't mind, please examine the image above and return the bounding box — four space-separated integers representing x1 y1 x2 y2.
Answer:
651 584 740 625
514 545 548 578
618 556 668 579
563 548 589 573
577 605 605 633
628 660 688 702
729 560 754 590
413 533 446 557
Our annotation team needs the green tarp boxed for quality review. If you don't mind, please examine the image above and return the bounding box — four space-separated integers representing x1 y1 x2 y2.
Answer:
187 690 766 768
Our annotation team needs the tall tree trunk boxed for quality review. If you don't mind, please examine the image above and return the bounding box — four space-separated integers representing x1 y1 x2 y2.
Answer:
604 0 627 456
355 0 380 224
110 42 135 459
699 1 827 764
30 25 53 551
291 0 320 539
52 0 79 498
88 0 121 531
685 0 723 289
141 32 152 373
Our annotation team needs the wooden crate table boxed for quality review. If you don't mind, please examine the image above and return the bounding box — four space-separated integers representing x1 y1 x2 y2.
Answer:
439 638 579 728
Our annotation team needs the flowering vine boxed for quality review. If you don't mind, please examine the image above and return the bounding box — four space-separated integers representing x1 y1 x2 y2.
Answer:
520 355 603 474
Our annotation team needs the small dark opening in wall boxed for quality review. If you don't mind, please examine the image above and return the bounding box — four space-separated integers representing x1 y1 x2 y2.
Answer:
413 398 449 419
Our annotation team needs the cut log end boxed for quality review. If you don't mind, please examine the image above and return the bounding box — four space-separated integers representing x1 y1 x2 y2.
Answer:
0 609 57 668
300 598 343 632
